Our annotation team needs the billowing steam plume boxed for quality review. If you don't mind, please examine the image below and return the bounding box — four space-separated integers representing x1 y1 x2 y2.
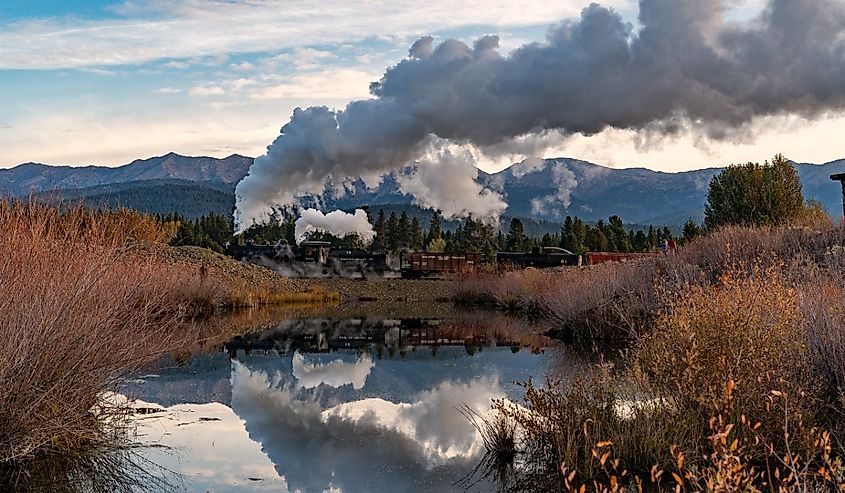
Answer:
294 208 375 243
397 147 507 219
236 0 845 229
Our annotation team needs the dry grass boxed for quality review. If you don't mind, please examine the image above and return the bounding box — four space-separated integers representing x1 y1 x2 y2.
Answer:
0 200 331 482
0 201 191 467
454 224 845 342
465 224 845 491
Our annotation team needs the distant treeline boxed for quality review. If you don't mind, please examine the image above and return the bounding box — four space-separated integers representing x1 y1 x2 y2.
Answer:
163 155 828 257
164 207 692 257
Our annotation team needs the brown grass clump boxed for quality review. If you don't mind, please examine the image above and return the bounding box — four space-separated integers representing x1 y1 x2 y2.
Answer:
472 262 845 491
0 200 328 483
0 201 190 467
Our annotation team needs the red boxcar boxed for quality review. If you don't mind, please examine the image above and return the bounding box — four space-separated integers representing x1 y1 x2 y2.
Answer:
400 252 482 278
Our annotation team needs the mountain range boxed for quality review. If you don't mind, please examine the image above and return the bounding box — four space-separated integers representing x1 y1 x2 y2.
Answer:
2 153 844 225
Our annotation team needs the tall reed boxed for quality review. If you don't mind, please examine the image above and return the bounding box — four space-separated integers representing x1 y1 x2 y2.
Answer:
0 201 195 466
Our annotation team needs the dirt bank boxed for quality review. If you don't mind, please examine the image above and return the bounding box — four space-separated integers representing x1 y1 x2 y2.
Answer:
130 242 310 293
130 242 457 312
300 277 452 303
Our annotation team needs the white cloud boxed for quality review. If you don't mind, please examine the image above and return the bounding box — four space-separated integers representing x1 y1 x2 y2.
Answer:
133 398 291 491
269 47 337 71
530 161 578 216
77 67 118 76
545 113 845 172
230 61 255 71
161 60 190 69
0 105 279 166
4 0 842 174
227 78 257 91
188 85 225 96
247 68 376 101
0 0 634 69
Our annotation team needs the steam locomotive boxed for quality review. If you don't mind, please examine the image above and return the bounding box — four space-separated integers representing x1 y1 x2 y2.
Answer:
226 240 388 277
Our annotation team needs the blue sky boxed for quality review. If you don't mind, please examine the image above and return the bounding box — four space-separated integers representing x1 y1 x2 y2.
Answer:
1 0 118 19
1 0 842 172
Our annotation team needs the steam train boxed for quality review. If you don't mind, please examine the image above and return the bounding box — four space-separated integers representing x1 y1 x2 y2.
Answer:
226 241 655 278
226 240 388 277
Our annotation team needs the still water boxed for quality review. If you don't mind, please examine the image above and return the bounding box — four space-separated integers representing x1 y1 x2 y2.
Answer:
127 315 556 493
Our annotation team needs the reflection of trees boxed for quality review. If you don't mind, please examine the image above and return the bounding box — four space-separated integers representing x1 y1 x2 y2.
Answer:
224 311 551 358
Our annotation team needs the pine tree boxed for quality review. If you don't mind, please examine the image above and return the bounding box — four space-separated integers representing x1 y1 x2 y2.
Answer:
426 211 442 246
443 230 455 252
681 219 703 245
398 211 411 248
387 211 399 250
633 230 648 251
496 231 506 251
607 215 632 252
587 226 610 252
646 225 659 250
505 218 530 252
373 209 387 252
409 217 423 250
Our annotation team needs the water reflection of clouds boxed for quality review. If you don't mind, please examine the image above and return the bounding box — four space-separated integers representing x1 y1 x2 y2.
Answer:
323 376 501 461
292 352 374 390
134 342 552 492
231 361 501 492
135 400 291 492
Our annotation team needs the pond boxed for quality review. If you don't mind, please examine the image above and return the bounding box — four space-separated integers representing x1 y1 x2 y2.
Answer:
123 312 567 492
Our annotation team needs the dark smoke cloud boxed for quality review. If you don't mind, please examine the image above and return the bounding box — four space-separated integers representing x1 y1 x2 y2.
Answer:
236 0 845 228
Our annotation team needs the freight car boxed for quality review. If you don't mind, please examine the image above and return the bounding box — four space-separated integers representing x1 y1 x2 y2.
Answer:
400 252 482 279
497 246 581 269
329 248 388 275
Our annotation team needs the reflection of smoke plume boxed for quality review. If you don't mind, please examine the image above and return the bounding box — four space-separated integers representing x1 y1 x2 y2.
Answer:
530 161 578 216
397 148 507 220
294 208 374 243
230 361 501 492
236 0 845 227
292 352 374 389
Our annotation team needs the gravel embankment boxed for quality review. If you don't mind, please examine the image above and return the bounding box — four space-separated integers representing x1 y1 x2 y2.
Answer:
128 242 456 305
128 242 308 292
